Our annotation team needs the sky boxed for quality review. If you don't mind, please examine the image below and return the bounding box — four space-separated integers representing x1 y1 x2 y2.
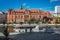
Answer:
0 0 60 14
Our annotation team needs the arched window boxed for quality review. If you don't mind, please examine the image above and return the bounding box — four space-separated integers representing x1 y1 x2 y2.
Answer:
21 16 23 19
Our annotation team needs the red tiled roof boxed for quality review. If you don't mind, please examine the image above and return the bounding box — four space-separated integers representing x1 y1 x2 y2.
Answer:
14 10 25 13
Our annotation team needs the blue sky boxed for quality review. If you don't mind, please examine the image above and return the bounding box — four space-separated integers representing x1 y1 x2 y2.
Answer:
0 0 60 14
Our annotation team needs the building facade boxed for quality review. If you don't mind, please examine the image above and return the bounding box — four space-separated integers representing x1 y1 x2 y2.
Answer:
54 6 60 17
0 11 6 23
7 6 52 23
53 6 60 23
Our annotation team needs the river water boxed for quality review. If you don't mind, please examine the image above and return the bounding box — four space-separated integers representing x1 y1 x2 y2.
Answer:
9 32 60 40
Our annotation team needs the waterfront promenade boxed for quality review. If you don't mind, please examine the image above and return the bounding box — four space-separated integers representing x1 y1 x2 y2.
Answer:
0 24 60 40
0 24 60 27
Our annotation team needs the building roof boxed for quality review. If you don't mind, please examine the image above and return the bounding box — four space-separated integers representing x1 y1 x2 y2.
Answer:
29 10 40 13
14 10 25 13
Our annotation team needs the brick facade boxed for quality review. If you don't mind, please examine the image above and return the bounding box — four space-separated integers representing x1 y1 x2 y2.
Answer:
7 6 53 23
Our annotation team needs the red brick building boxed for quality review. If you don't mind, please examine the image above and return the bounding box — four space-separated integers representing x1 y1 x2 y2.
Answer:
7 6 54 23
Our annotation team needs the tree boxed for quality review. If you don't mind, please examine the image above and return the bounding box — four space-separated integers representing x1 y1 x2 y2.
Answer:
20 22 23 24
47 20 51 24
55 19 58 24
35 19 41 24
3 20 9 40
42 16 49 23
42 16 52 24
3 26 9 40
2 13 12 40
29 18 36 24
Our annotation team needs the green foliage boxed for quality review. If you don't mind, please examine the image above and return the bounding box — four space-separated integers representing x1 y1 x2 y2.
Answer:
0 22 3 24
47 21 51 24
28 21 30 24
28 18 35 24
35 19 42 23
13 22 16 24
29 18 35 22
55 19 58 24
3 21 9 40
29 18 42 24
20 22 23 24
8 22 12 24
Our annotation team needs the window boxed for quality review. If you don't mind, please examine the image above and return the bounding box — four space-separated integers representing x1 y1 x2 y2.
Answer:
16 12 21 15
18 15 20 19
24 15 29 20
21 16 23 18
15 13 20 19
16 13 19 14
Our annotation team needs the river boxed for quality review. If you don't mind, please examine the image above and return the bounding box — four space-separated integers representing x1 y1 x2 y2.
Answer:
8 32 60 40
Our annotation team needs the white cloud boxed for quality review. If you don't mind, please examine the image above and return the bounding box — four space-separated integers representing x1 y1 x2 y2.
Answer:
50 0 59 3
22 3 26 6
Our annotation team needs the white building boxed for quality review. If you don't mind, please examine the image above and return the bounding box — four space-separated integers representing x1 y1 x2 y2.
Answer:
0 11 6 23
54 6 60 17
